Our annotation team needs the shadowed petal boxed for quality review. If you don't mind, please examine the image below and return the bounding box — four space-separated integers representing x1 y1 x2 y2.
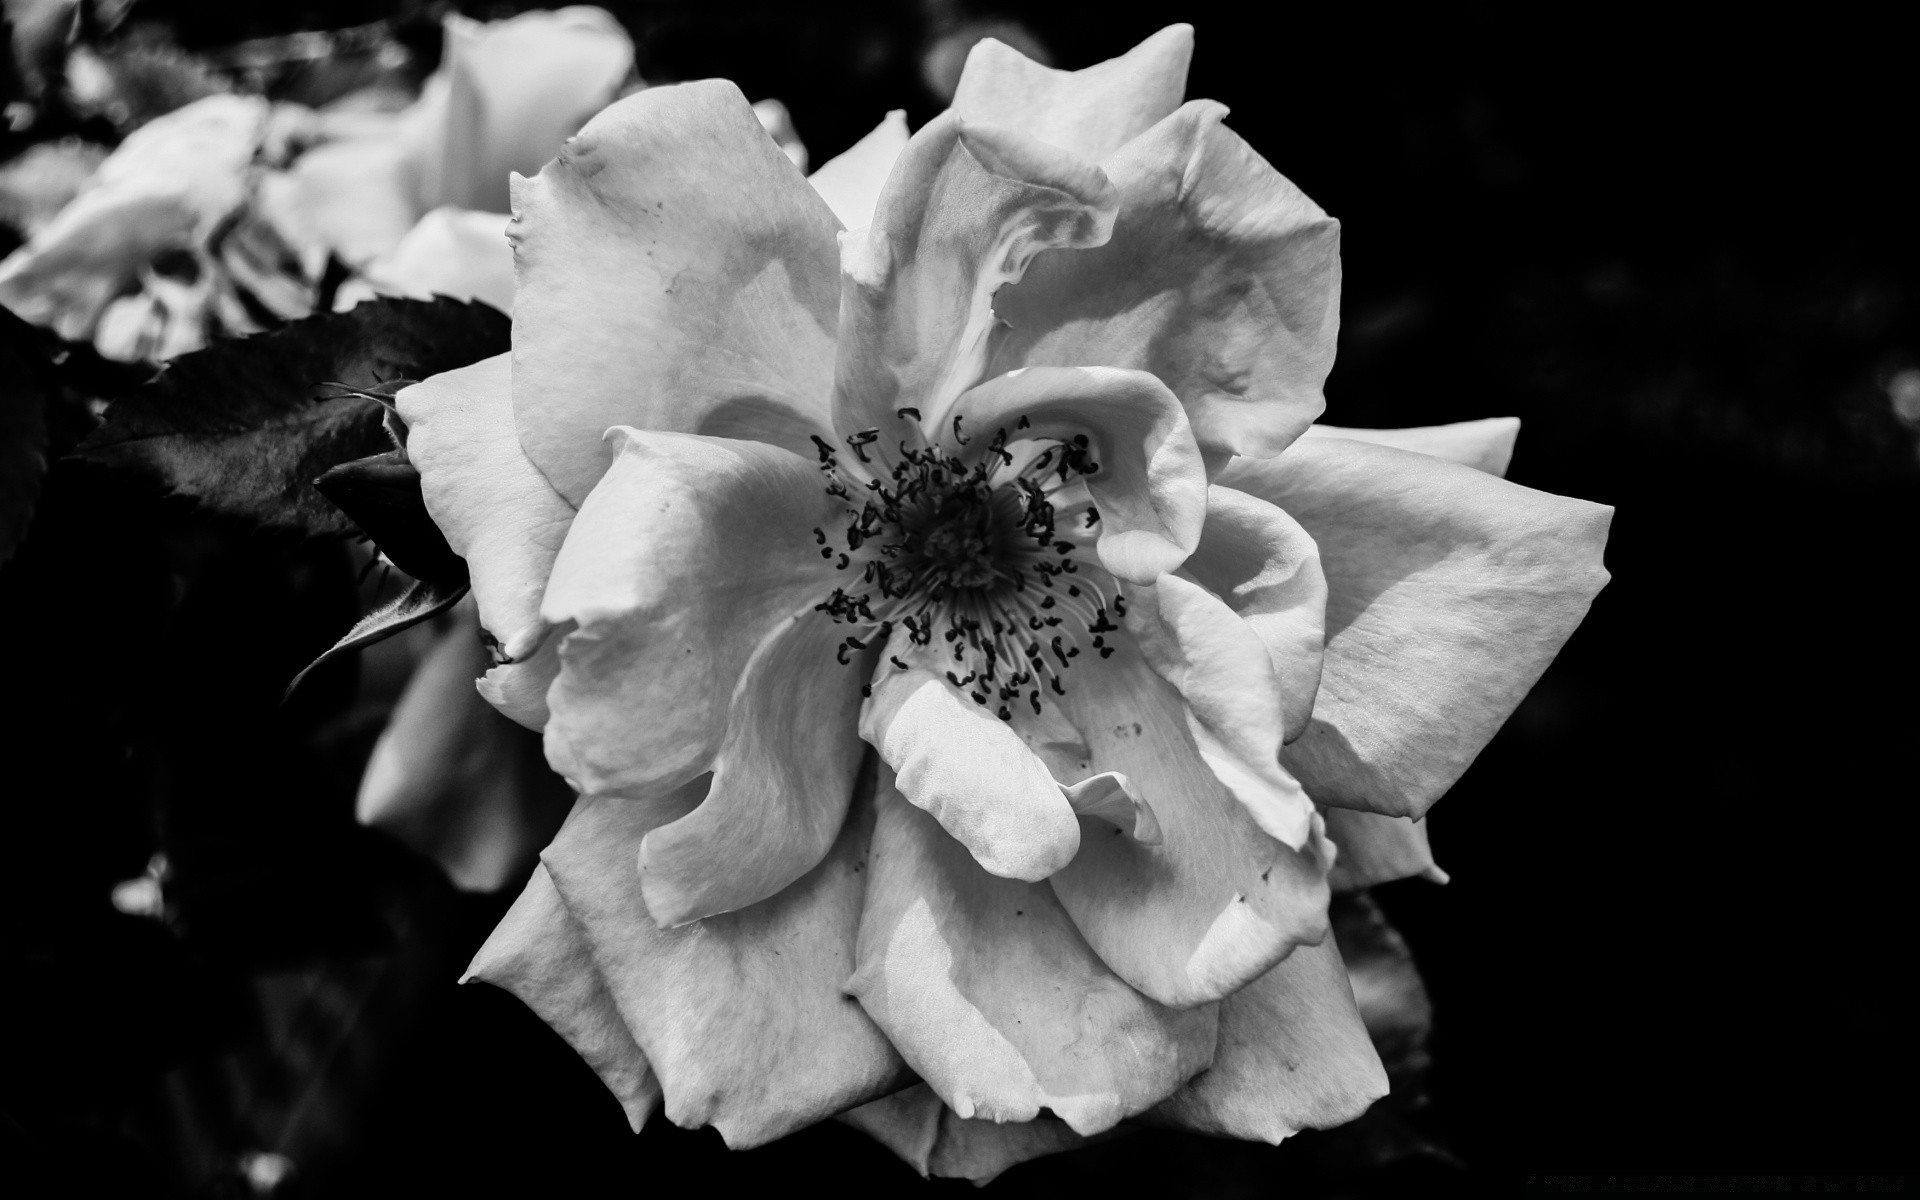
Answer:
945 366 1206 583
860 650 1079 882
637 610 866 926
847 777 1214 1134
1151 936 1386 1142
841 1084 1103 1184
833 112 1117 443
475 631 561 730
1183 484 1326 740
539 430 840 800
1303 416 1520 477
993 99 1338 462
1325 807 1447 891
1048 635 1333 1008
1127 572 1314 849
340 207 514 313
541 786 905 1147
807 110 909 231
463 864 660 1132
397 354 574 661
1221 437 1613 818
953 25 1193 162
510 80 843 501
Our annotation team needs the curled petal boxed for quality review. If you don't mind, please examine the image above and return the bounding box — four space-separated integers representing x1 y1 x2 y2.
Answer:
860 651 1079 882
539 430 841 799
397 354 574 661
340 207 514 313
475 631 561 731
1183 484 1327 741
1048 636 1333 1008
807 109 909 231
953 24 1193 162
356 612 572 892
1061 773 1161 844
463 865 660 1132
946 366 1206 583
1221 437 1613 818
637 611 866 926
848 778 1213 1134
1152 936 1386 1142
416 7 634 215
541 787 904 1147
510 80 842 501
841 1084 1104 1185
1325 807 1447 891
993 99 1339 462
1304 416 1521 477
1127 572 1314 849
833 112 1118 443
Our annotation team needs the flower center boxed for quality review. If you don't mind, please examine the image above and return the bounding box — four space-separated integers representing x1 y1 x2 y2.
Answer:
810 422 1122 720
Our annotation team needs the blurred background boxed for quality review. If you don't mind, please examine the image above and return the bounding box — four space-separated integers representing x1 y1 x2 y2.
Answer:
3 0 1913 1194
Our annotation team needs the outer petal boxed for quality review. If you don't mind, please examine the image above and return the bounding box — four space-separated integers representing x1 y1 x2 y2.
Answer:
1303 416 1520 477
841 1084 1099 1184
509 80 843 502
397 354 574 661
637 610 866 926
807 110 909 231
539 430 841 800
462 864 660 1132
1221 437 1613 818
418 7 635 215
993 99 1339 462
355 611 573 892
860 652 1080 882
847 778 1214 1134
1333 892 1434 1090
1126 572 1315 849
1151 936 1387 1142
257 134 422 267
1183 484 1327 740
1325 807 1447 891
339 207 515 313
1047 635 1333 1008
945 365 1207 583
832 111 1118 443
540 786 904 1147
475 632 561 730
952 24 1193 162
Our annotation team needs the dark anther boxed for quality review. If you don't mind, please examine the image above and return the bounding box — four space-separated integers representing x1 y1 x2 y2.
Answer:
1017 415 1031 430
952 414 970 445
862 684 873 697
897 407 920 421
891 656 909 670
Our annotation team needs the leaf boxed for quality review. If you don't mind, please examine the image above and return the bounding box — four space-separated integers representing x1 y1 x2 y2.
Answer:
285 576 470 700
74 297 510 537
314 450 467 587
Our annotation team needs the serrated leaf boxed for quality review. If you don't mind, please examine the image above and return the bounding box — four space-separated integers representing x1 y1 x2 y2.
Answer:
286 576 470 700
74 296 510 536
314 450 466 587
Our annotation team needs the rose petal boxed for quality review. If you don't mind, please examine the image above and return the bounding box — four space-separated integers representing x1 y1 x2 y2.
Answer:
258 134 422 269
832 112 1118 444
1047 635 1333 1008
463 864 660 1132
539 430 841 800
808 110 910 231
1126 572 1314 850
475 631 561 730
1332 892 1434 1088
945 365 1207 584
993 99 1339 462
840 1084 1100 1184
847 777 1214 1133
953 24 1193 162
343 206 514 313
509 80 843 501
1303 416 1520 477
1151 936 1387 1142
859 649 1080 882
1221 437 1613 817
355 612 572 892
397 354 574 661
637 611 867 926
1182 484 1327 741
1325 807 1447 891
418 7 634 215
541 786 904 1147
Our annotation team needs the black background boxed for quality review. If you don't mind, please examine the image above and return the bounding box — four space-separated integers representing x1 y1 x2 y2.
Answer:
3 1 1914 1194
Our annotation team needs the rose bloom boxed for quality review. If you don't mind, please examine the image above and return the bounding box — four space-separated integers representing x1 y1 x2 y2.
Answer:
391 25 1611 1182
